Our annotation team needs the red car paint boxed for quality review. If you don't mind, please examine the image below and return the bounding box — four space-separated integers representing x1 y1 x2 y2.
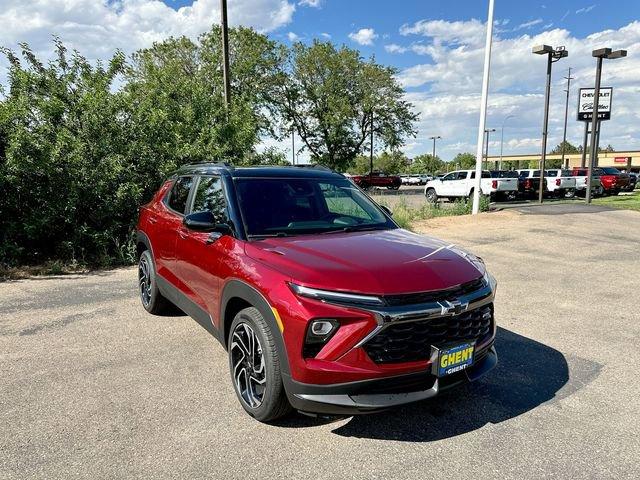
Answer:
137 165 497 414
350 172 402 190
572 167 630 193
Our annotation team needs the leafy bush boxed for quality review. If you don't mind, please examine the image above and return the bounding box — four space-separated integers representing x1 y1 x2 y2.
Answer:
383 196 490 231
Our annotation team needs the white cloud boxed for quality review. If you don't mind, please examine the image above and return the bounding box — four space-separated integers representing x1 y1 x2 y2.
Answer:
385 43 408 54
287 31 300 41
0 0 296 64
348 28 378 46
515 18 544 30
320 32 331 39
576 4 597 14
299 0 321 7
396 19 640 158
400 19 486 46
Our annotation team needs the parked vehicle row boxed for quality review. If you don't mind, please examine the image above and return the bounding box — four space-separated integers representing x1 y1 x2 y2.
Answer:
400 174 433 185
424 169 518 203
421 166 635 203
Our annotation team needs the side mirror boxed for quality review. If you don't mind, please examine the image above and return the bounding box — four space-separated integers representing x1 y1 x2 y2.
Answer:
380 205 393 216
183 211 232 236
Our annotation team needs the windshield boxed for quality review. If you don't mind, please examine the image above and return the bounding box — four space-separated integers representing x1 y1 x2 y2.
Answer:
234 177 396 237
601 167 621 175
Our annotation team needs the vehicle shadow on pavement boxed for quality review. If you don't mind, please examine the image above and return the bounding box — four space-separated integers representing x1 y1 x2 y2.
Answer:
327 326 601 441
278 327 601 440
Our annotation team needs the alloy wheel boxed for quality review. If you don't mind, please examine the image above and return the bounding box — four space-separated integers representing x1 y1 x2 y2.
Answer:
138 256 152 307
230 323 266 408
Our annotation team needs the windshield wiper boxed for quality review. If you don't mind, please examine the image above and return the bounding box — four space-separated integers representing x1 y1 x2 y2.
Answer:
247 232 291 239
322 225 385 234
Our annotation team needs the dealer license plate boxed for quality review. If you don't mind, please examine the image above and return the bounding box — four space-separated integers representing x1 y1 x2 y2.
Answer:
434 342 475 377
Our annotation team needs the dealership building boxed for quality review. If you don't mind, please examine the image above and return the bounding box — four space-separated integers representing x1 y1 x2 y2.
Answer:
486 150 640 172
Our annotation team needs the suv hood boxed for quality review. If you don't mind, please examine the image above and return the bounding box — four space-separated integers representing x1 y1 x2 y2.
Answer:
244 229 484 295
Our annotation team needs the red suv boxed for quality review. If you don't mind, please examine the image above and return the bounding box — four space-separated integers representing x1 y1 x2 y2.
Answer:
136 164 498 422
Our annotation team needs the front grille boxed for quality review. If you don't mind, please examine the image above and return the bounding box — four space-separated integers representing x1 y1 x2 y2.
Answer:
363 303 494 364
382 277 486 307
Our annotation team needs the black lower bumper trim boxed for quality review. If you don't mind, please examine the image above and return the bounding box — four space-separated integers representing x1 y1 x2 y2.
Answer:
283 346 497 416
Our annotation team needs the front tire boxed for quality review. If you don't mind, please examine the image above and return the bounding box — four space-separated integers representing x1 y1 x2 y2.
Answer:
138 250 172 315
425 188 438 203
228 307 291 422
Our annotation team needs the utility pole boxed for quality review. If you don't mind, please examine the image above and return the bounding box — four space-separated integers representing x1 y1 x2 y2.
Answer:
369 112 374 175
220 0 231 107
429 136 441 160
484 128 495 170
561 67 574 169
580 121 589 168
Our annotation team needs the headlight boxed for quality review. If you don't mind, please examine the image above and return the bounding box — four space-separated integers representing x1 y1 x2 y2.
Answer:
289 283 384 306
483 270 498 292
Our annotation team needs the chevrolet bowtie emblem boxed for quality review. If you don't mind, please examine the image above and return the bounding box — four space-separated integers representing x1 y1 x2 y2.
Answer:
440 300 469 315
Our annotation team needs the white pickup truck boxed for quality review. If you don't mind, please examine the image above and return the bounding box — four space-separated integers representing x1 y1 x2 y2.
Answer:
424 169 518 203
545 169 577 198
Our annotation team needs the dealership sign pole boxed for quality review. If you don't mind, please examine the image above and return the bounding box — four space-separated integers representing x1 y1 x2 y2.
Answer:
472 0 494 215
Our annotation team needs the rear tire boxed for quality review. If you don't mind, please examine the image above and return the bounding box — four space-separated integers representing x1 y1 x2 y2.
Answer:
138 250 172 315
564 189 576 199
228 307 291 422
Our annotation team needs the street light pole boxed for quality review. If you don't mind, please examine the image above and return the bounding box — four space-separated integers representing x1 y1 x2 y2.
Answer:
429 136 441 160
472 0 495 215
532 45 568 203
561 67 574 169
291 128 295 165
220 0 232 107
586 48 627 203
484 128 495 170
500 115 515 170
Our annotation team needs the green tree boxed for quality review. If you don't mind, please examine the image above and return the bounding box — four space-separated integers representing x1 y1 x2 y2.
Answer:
409 154 444 174
274 41 417 171
377 151 409 174
0 40 128 264
452 152 477 170
551 141 580 155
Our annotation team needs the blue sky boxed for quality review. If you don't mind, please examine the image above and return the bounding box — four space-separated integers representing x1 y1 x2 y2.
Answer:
2 0 639 160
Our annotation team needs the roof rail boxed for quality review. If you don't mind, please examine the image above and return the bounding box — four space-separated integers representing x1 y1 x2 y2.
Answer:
292 164 334 172
181 161 235 170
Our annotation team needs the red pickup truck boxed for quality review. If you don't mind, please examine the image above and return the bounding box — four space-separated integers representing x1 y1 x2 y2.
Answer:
350 172 402 190
572 167 630 195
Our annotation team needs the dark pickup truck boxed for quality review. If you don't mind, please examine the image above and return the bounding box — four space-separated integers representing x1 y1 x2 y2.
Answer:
516 169 545 198
572 167 630 195
351 172 402 190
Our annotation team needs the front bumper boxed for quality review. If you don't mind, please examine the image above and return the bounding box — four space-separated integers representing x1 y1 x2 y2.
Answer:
283 345 497 416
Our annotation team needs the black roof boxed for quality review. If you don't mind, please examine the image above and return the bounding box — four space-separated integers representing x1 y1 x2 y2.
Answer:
174 163 343 179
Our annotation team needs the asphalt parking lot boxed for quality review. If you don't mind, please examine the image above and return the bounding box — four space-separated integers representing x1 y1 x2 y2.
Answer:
1 203 639 479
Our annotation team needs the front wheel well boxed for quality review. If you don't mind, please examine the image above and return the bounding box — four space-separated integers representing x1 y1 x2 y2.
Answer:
223 297 253 347
136 242 147 258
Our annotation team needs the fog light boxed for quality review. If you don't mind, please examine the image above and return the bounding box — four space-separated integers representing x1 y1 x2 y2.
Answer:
311 320 335 336
303 319 340 358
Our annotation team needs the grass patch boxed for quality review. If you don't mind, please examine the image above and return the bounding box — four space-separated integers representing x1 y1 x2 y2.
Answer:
593 190 640 212
382 196 491 231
